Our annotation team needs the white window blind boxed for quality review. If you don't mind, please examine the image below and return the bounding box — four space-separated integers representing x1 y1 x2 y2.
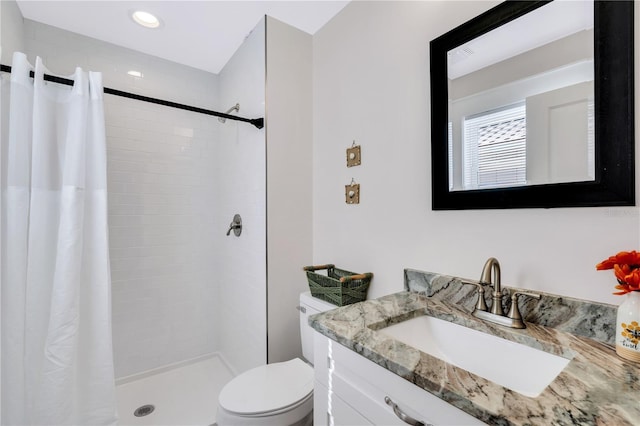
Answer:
463 103 526 190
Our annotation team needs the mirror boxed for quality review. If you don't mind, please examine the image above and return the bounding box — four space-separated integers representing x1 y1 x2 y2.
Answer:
430 0 634 209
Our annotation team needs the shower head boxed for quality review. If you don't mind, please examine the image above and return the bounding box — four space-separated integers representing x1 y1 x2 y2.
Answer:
218 103 240 123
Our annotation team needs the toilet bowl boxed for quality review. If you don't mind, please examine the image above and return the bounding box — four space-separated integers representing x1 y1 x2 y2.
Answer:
216 292 335 426
216 358 314 426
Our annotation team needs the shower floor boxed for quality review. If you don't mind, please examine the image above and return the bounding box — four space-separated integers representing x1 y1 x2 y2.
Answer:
116 354 234 426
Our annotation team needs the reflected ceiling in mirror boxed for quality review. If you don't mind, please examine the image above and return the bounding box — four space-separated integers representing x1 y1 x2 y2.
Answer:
430 0 634 209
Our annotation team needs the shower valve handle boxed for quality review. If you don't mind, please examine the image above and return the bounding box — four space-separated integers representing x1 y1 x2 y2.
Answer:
226 214 242 237
226 223 240 236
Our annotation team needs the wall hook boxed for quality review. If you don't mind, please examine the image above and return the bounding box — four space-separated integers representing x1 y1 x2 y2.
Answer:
347 141 361 167
345 179 360 204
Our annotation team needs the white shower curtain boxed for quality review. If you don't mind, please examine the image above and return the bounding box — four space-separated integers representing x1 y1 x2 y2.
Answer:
0 52 117 425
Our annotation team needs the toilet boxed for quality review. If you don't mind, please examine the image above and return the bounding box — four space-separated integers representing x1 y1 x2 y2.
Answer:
216 292 335 426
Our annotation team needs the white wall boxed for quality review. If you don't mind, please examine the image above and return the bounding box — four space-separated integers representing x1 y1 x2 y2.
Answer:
265 16 313 363
0 0 24 65
0 4 4 421
0 1 29 417
216 17 267 375
18 19 222 378
312 0 640 306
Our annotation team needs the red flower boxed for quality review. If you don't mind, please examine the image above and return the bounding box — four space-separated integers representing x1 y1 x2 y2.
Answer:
596 250 640 270
613 265 640 295
597 251 640 295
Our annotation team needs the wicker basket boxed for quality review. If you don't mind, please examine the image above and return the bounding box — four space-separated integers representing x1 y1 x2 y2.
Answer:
303 264 372 307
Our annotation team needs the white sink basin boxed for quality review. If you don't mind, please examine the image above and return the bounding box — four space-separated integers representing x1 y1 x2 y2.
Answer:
379 315 570 397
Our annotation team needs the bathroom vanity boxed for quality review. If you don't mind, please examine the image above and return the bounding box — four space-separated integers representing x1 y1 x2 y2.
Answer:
313 329 483 425
309 270 640 425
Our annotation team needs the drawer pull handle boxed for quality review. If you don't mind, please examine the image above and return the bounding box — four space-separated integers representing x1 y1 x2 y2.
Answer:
384 396 430 426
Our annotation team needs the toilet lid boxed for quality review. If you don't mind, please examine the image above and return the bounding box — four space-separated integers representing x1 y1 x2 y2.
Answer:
219 358 314 415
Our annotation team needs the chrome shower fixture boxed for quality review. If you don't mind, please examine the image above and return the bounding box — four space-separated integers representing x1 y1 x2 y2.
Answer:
218 103 240 123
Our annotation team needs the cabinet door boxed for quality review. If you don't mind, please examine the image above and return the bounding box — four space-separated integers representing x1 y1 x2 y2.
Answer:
315 333 486 426
332 373 411 425
314 381 373 426
314 382 329 426
314 331 329 388
331 394 373 426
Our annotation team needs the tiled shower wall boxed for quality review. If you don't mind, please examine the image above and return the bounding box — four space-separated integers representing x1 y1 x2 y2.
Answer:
19 19 222 378
215 18 266 375
105 99 220 377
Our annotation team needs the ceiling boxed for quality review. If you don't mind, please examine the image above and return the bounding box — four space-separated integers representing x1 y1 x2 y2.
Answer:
448 1 593 79
15 0 349 74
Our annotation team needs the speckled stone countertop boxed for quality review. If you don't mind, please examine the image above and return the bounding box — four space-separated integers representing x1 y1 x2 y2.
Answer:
309 270 640 425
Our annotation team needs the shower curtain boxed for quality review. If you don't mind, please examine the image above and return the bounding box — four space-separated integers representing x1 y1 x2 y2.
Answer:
0 52 117 425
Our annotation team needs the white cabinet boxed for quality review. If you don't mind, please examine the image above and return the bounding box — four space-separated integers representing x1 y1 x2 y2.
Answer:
315 382 373 426
314 332 486 426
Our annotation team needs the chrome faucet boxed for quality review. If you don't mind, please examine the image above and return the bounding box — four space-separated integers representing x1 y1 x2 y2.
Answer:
463 257 541 329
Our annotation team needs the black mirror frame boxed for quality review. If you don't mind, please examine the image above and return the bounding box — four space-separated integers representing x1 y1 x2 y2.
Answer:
430 0 634 210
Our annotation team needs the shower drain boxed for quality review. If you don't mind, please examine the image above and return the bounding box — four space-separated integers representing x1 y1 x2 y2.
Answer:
134 404 155 417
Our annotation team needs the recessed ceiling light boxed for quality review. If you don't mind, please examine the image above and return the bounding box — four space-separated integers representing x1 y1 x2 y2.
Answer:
127 70 144 78
132 11 161 29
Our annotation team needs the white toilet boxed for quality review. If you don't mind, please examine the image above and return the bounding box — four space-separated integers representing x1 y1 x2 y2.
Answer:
216 292 335 426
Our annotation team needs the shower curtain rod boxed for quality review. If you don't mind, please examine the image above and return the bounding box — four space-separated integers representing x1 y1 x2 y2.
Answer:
0 64 265 129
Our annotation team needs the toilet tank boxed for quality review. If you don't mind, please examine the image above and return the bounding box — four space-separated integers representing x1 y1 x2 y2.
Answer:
299 292 335 365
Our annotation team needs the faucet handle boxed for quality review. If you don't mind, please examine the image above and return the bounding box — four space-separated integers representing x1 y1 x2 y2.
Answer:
462 280 489 312
507 290 541 328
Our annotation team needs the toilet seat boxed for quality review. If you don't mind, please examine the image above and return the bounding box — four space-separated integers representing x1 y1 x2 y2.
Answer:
218 358 314 416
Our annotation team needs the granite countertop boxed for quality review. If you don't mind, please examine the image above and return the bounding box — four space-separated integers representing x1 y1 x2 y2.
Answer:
309 270 640 425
